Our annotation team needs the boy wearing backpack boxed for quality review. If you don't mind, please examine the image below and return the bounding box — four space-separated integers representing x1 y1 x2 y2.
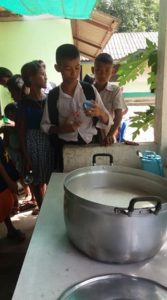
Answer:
41 44 113 171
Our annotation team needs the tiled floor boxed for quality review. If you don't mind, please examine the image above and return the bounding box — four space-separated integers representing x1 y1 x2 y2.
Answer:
0 210 37 300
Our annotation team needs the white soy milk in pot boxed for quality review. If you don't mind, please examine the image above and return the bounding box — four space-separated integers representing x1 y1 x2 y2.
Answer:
68 183 154 208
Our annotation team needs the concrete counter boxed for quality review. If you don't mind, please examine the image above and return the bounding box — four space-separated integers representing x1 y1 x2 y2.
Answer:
63 142 157 172
13 173 167 300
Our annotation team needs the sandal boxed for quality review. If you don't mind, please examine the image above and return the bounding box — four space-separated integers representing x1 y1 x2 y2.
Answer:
31 206 40 216
10 206 20 216
123 139 139 146
19 201 36 212
7 229 26 242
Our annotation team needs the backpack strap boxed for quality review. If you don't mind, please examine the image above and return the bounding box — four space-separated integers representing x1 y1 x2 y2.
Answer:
80 81 95 101
80 81 98 126
47 86 59 126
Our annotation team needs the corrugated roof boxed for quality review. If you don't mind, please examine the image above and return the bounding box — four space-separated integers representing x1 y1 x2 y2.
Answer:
103 32 158 60
81 32 158 61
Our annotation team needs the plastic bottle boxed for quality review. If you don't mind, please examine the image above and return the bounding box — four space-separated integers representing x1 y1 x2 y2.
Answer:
2 115 9 125
24 170 33 184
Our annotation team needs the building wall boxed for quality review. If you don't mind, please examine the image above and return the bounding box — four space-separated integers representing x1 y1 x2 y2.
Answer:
81 62 93 80
81 61 151 93
0 18 73 84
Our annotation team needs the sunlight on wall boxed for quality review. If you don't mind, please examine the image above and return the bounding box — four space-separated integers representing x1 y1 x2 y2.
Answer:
0 18 73 85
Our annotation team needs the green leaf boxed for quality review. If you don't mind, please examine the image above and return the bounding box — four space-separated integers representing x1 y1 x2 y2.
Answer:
117 38 157 91
129 106 155 140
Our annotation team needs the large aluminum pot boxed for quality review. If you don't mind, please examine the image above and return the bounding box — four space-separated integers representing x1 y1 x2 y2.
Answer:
64 154 167 263
58 273 167 300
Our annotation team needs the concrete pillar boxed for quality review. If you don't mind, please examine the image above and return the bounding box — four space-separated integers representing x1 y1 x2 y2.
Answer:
155 0 167 163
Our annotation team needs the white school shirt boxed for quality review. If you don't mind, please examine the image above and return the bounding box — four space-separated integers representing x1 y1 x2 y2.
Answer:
98 82 127 118
41 81 113 143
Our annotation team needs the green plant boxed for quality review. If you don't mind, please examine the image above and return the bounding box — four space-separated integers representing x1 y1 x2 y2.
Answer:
129 105 155 140
117 38 157 139
96 0 159 32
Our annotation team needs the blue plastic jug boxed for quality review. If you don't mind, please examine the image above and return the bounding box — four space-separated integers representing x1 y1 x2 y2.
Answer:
138 150 164 177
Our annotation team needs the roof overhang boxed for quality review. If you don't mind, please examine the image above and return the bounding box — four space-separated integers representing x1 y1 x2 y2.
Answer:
71 10 120 60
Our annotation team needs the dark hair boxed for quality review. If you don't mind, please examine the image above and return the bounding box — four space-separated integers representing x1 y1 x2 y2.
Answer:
21 60 43 87
0 67 13 79
7 74 24 92
4 103 17 116
95 53 113 65
56 44 80 65
32 59 46 69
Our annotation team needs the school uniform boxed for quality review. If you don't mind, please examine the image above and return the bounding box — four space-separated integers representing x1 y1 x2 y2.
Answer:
41 81 113 171
97 82 127 118
18 97 54 184
41 81 113 142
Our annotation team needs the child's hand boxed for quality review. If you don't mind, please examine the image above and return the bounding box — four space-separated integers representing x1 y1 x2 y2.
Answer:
60 119 81 133
0 120 15 127
49 113 82 134
102 134 114 146
84 101 109 125
84 100 102 117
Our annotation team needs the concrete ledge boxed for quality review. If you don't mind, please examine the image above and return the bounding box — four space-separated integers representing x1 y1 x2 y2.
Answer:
63 142 157 172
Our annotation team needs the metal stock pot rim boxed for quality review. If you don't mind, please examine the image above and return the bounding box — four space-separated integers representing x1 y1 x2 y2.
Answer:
57 273 167 300
64 165 167 215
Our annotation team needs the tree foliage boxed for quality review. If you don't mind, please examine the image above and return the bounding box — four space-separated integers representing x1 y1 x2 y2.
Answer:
117 39 157 140
117 39 157 91
129 106 155 140
96 0 159 32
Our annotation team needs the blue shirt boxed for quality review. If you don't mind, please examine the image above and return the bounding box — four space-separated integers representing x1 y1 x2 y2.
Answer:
19 97 46 130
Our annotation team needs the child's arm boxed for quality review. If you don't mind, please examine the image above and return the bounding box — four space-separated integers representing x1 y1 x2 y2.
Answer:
90 87 113 127
41 100 81 135
0 162 18 193
98 129 107 145
109 109 123 135
49 122 81 134
102 109 123 145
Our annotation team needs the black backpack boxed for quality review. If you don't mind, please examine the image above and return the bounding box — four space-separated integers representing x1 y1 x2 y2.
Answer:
47 81 96 126
47 82 98 171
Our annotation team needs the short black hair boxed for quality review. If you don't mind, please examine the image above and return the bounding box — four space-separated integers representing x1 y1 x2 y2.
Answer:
95 53 113 65
7 74 24 92
0 67 13 78
32 59 46 69
56 44 80 65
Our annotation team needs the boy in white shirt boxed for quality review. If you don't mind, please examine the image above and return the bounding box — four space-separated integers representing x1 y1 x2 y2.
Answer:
92 53 127 145
41 44 113 171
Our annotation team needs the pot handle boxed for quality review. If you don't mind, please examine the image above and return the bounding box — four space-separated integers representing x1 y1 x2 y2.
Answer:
128 196 162 216
92 153 113 166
